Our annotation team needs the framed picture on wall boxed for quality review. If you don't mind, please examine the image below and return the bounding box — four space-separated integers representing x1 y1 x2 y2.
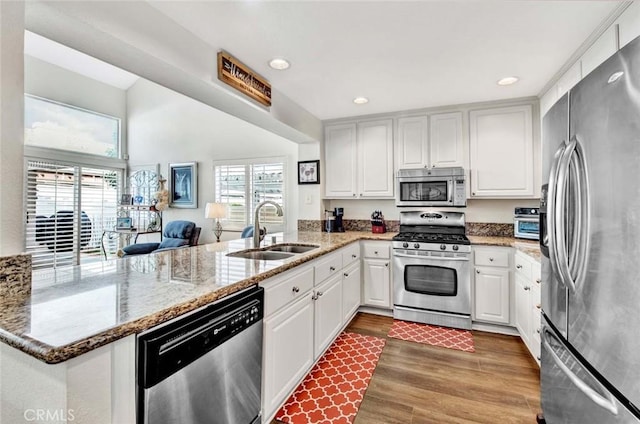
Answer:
169 162 198 208
298 160 320 185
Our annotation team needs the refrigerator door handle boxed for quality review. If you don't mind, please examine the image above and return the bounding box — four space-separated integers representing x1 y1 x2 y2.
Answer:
547 142 565 274
542 326 619 416
567 135 591 291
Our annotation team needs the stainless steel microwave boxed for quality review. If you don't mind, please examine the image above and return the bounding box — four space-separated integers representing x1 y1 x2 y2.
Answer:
396 167 466 207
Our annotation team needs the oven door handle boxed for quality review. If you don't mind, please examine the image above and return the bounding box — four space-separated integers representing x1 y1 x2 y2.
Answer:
393 252 469 261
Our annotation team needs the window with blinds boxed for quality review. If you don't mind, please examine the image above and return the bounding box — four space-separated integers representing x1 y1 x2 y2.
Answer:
214 161 285 232
25 160 121 269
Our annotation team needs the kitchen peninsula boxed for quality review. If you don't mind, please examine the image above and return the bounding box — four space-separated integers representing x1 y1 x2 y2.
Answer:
0 232 539 423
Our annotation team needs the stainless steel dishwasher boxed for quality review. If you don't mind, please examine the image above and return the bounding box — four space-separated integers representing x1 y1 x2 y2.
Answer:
137 286 264 424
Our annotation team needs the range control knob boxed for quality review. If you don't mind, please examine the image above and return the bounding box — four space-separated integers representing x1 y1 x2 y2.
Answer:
402 242 409 248
440 244 446 250
413 243 420 249
452 245 459 251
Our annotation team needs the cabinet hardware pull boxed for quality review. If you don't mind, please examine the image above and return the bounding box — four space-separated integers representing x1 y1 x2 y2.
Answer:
292 286 300 293
537 328 541 334
536 279 541 284
329 266 336 271
352 254 357 258
385 263 389 267
489 257 494 262
536 304 541 309
516 264 522 269
374 251 378 255
476 270 480 274
344 273 349 277
312 292 317 300
317 291 323 297
524 286 531 291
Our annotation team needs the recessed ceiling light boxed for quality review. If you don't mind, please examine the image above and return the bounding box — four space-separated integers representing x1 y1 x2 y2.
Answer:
353 97 369 105
497 76 519 86
269 58 290 70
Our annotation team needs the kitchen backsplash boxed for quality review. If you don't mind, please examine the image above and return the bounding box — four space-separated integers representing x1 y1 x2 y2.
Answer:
300 220 513 237
0 254 32 297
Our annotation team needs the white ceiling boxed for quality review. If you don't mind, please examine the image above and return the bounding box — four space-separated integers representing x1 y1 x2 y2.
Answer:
24 31 139 90
145 1 619 120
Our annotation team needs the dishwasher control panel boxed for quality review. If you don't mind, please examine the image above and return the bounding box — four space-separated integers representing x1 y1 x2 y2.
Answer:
138 286 264 388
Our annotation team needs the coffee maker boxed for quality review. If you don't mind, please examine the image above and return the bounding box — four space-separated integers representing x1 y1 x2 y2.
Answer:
325 207 345 232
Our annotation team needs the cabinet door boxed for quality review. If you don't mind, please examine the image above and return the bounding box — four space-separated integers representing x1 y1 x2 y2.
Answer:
357 119 394 198
325 123 357 198
263 295 314 419
474 267 510 324
430 112 464 168
469 105 534 198
530 282 542 364
515 274 532 347
396 115 428 169
314 274 343 358
617 1 640 49
581 25 618 77
362 258 391 308
342 262 361 323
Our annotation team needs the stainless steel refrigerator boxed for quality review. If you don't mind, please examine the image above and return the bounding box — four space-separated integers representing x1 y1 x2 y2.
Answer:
540 35 640 423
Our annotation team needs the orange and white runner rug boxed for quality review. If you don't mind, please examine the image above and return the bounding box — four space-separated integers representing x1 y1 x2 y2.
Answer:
388 320 475 352
275 332 386 424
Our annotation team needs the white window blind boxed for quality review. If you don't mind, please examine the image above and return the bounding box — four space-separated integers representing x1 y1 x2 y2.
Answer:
214 161 285 232
25 160 121 269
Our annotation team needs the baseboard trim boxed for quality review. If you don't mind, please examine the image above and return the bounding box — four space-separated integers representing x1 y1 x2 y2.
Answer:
357 306 393 317
471 321 520 336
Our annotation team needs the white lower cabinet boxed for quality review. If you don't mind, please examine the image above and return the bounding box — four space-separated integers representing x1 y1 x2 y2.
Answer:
474 267 510 324
362 242 391 309
263 294 314 418
342 262 361 322
314 273 344 359
473 246 511 325
514 250 542 365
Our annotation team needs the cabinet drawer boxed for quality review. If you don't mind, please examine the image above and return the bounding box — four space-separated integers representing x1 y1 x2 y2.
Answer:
474 249 510 268
342 243 360 267
263 267 314 317
362 242 390 259
514 254 532 279
314 252 343 285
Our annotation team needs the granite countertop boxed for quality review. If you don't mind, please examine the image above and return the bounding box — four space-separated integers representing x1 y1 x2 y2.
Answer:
0 230 540 364
469 236 541 262
0 231 395 364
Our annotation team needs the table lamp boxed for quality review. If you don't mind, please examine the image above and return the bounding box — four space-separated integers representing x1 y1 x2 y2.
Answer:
205 202 227 242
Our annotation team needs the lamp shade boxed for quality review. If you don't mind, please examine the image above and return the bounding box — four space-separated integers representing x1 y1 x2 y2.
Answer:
205 202 227 219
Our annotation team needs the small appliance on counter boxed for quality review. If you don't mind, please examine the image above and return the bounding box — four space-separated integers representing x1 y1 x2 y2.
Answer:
514 207 539 240
371 210 386 233
324 208 344 232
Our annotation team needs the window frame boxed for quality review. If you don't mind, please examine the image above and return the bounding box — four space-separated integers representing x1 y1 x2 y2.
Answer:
213 157 287 233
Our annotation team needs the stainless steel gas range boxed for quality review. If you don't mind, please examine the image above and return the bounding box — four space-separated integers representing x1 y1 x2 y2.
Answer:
392 211 472 330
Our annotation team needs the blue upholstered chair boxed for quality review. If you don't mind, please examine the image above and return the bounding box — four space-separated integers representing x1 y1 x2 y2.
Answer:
240 225 266 239
120 220 201 256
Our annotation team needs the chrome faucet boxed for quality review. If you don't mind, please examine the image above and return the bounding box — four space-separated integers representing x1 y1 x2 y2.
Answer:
253 201 284 248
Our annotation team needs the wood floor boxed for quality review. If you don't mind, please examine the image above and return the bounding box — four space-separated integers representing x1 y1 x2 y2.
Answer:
347 313 541 424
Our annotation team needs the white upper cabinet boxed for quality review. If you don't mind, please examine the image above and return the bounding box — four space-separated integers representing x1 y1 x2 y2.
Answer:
324 123 357 198
358 119 394 197
325 119 393 198
396 112 464 170
469 105 534 198
430 112 465 168
396 116 428 169
616 2 640 49
580 25 618 78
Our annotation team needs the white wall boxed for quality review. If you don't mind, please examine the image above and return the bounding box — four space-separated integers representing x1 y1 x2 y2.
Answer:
0 2 25 255
326 198 540 224
127 78 299 244
297 142 324 220
24 55 128 151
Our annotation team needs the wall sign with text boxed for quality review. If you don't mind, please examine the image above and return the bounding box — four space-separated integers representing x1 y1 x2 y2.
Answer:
217 51 272 107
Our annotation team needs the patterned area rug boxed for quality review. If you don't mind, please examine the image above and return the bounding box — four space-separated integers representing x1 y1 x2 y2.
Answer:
388 320 475 352
275 332 386 424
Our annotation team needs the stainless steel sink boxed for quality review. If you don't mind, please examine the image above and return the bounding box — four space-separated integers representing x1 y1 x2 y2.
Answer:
227 250 296 261
266 244 319 254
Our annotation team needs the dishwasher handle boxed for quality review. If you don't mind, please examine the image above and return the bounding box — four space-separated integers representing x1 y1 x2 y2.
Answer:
138 286 264 389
